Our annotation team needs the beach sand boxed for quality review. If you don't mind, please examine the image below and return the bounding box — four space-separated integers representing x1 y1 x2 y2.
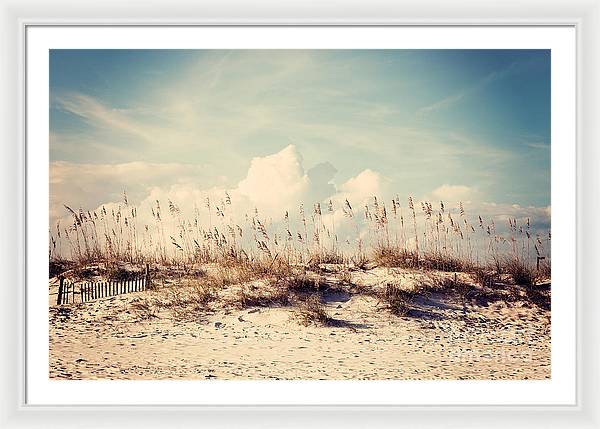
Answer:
49 266 550 380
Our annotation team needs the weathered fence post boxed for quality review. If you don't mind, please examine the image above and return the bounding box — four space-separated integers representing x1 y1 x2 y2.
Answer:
145 264 151 290
57 276 63 305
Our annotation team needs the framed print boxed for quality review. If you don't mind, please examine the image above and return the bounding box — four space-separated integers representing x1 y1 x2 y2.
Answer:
1 0 599 428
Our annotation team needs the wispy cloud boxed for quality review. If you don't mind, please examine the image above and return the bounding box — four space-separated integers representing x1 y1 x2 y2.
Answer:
416 62 519 118
525 142 550 150
53 93 155 142
416 93 465 117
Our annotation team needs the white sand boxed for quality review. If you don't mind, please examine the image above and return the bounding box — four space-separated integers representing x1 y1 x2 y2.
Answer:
49 267 550 380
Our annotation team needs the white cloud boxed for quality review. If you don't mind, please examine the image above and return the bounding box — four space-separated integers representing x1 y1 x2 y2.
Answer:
49 161 214 222
430 184 478 203
237 145 310 216
337 169 384 206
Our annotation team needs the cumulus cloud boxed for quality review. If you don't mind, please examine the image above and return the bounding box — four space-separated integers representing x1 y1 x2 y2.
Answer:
49 161 215 222
430 184 478 204
237 145 311 216
337 169 384 206
52 145 344 229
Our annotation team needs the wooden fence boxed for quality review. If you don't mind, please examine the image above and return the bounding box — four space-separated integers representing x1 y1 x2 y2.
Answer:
56 265 151 305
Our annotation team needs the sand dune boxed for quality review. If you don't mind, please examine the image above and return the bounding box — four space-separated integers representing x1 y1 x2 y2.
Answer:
49 265 550 380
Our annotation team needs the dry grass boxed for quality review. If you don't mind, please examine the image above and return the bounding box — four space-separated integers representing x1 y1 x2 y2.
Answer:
473 268 499 289
379 283 415 316
153 280 216 321
373 246 419 269
233 282 290 309
51 193 550 280
49 259 72 279
131 298 158 320
373 245 474 273
295 295 331 326
503 258 537 287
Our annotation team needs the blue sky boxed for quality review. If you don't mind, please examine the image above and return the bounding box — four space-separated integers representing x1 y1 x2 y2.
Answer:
49 49 550 228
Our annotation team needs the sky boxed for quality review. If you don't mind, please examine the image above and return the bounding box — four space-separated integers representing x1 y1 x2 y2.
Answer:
49 49 551 250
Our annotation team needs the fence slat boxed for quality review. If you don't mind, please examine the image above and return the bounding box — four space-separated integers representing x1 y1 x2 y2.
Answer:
71 267 153 305
146 264 150 290
57 279 63 305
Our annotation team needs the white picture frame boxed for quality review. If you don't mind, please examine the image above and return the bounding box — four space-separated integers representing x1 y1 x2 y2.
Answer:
1 0 599 427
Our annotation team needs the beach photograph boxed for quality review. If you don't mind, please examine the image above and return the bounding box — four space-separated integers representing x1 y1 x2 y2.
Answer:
48 49 551 380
